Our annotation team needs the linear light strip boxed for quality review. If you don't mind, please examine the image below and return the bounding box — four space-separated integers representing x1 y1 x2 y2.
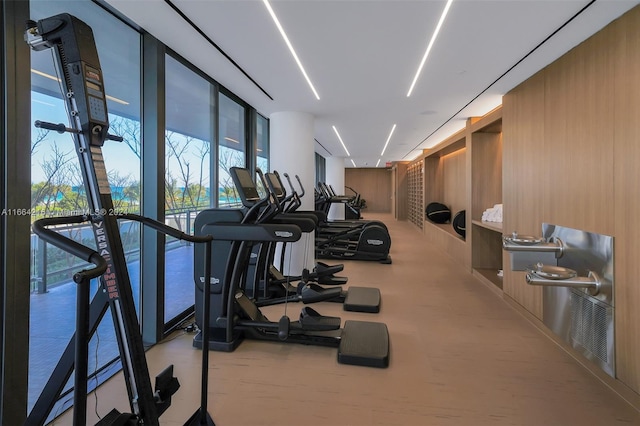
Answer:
263 0 320 100
406 0 454 97
164 0 273 100
350 159 357 168
31 68 130 105
380 124 397 156
376 159 381 167
403 1 598 160
332 125 351 156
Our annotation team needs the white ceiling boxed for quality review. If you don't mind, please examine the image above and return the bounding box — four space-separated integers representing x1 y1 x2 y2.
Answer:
104 0 639 167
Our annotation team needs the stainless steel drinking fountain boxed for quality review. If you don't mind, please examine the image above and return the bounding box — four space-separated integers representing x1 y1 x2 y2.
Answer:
502 232 563 271
526 263 605 297
503 224 615 377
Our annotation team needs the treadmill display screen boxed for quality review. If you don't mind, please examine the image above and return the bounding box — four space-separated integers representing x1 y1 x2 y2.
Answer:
234 168 260 201
267 173 284 197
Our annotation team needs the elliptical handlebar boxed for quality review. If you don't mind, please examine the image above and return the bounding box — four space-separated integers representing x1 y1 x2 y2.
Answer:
256 168 283 215
281 173 302 212
294 175 306 198
118 213 213 243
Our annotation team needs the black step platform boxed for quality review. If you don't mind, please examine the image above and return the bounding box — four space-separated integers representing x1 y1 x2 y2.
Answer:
343 286 381 313
338 320 389 368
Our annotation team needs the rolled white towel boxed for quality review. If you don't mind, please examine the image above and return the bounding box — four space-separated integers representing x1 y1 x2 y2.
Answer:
493 204 503 223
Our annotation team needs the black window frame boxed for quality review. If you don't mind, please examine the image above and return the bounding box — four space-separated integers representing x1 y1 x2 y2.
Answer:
2 0 270 421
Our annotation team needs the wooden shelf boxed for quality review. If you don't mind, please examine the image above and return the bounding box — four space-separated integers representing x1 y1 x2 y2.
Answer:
398 106 502 272
472 220 503 233
470 107 503 279
473 268 503 290
425 220 464 239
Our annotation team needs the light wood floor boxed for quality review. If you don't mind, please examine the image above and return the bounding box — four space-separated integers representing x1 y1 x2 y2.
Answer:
54 214 640 425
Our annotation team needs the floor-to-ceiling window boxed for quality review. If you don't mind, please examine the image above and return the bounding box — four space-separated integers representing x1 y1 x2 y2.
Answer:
164 54 213 322
28 0 141 415
256 113 269 173
316 153 326 186
17 0 267 421
218 92 246 207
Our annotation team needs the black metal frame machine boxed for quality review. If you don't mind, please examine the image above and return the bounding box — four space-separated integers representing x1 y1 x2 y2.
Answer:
312 192 393 264
261 171 382 312
192 167 390 368
24 14 219 425
284 177 393 264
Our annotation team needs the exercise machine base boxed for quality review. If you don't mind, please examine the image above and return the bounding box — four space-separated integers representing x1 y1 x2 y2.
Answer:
193 329 243 352
193 320 390 368
343 286 381 313
338 320 390 368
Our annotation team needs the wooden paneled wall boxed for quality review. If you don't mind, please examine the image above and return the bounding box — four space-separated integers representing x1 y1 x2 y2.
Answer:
502 73 545 319
471 133 502 221
345 168 392 213
612 6 640 396
502 5 640 394
392 162 408 220
442 149 466 216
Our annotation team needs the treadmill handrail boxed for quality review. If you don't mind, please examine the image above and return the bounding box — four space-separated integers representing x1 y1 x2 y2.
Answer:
119 213 213 243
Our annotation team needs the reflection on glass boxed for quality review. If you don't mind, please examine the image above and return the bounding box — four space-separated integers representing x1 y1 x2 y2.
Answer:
256 113 269 173
164 55 213 322
316 153 326 186
28 0 141 415
218 93 246 208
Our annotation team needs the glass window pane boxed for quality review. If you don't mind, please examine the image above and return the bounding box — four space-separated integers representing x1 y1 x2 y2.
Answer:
28 0 141 415
256 113 269 173
164 55 213 322
316 153 326 186
218 93 246 208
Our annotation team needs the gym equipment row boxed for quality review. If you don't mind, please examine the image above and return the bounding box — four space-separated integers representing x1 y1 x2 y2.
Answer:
258 170 382 312
315 182 364 219
192 167 389 367
297 179 393 263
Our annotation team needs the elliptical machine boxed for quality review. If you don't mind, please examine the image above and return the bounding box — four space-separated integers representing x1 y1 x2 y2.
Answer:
310 186 393 263
193 167 390 367
286 177 393 263
258 170 382 312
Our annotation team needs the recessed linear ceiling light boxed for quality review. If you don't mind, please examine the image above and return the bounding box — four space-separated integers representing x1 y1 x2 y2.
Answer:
406 0 454 97
380 124 397 156
332 125 351 156
263 0 320 100
376 159 381 167
350 159 357 168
